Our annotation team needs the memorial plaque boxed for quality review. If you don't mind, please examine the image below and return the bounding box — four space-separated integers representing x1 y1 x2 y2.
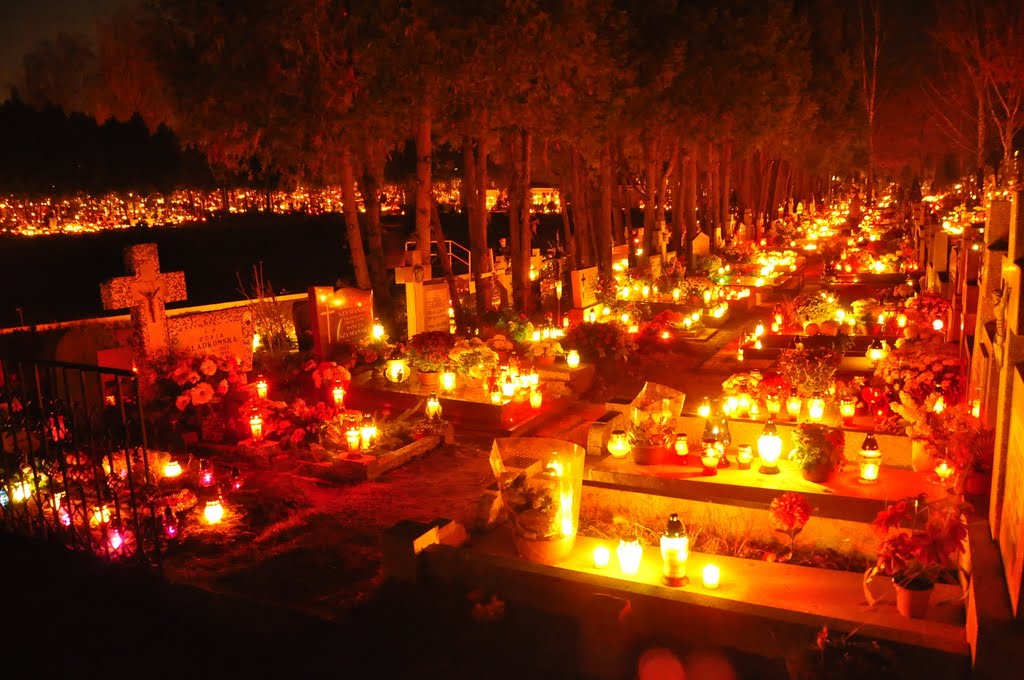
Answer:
422 279 451 333
170 307 255 370
571 267 599 309
309 286 374 357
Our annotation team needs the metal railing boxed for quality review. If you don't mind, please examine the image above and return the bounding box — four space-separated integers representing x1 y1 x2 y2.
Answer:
0 358 161 564
404 239 472 275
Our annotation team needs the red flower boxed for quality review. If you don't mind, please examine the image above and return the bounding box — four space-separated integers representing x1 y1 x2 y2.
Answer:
769 492 812 533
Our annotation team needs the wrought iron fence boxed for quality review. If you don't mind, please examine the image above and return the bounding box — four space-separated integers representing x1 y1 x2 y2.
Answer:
0 358 162 564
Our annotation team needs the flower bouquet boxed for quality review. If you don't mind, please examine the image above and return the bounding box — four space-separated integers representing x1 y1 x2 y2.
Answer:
770 491 812 560
789 423 845 483
486 334 516 363
144 353 246 443
777 347 839 398
450 339 498 385
564 321 637 365
627 414 676 465
526 339 564 366
866 495 968 618
408 331 456 383
874 337 961 408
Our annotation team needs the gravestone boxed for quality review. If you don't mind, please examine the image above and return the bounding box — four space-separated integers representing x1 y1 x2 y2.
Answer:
100 244 186 357
170 308 255 369
571 267 599 309
611 244 629 265
692 233 710 257
421 279 451 333
309 286 375 357
649 254 663 279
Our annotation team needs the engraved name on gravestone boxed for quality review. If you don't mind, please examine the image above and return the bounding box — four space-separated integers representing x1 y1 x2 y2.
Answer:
308 286 374 358
571 267 599 309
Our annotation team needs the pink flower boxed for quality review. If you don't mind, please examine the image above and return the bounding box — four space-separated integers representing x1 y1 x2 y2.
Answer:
175 394 191 411
200 359 217 377
216 379 229 395
190 382 215 406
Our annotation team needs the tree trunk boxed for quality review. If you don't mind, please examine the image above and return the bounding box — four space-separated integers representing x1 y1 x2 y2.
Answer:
520 131 532 312
430 198 464 331
642 138 658 253
508 131 532 312
719 141 732 241
682 153 697 268
707 143 718 249
464 135 489 317
598 143 614 274
415 109 433 260
340 150 371 290
359 144 392 321
671 145 684 253
560 184 575 269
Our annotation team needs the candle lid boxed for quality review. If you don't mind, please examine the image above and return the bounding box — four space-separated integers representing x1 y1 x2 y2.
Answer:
664 513 685 538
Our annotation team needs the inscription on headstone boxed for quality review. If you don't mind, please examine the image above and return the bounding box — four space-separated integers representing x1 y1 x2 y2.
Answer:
571 267 599 309
309 286 374 357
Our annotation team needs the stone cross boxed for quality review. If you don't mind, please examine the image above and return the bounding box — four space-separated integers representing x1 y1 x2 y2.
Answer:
100 243 187 357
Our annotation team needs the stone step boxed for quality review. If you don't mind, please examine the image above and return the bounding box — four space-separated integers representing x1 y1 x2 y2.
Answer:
416 527 969 680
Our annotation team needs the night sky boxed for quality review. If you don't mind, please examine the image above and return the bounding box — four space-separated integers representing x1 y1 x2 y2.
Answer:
0 0 128 92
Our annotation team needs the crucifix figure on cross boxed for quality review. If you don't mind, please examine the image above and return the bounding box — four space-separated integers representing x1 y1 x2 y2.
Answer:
100 244 187 357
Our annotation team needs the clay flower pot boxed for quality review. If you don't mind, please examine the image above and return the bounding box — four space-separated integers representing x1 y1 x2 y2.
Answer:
894 581 933 619
417 370 440 388
632 445 674 466
534 355 556 367
800 463 835 484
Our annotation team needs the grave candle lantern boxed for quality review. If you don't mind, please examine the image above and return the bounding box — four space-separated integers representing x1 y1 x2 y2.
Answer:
528 369 539 387
555 280 563 299
737 393 752 418
360 416 377 450
91 504 111 527
702 564 720 589
867 338 885 363
332 385 346 409
840 398 857 425
249 413 264 442
765 396 781 417
896 313 908 328
785 395 802 420
386 359 409 383
660 514 689 587
859 432 881 483
617 536 643 576
108 520 124 551
736 444 754 470
425 392 443 420
255 377 269 399
672 288 681 302
674 434 689 458
757 419 782 474
566 350 581 369
199 458 215 487
372 323 385 340
932 394 945 414
932 318 944 332
971 399 981 418
608 430 630 458
593 545 611 568
163 459 182 479
162 506 178 539
587 308 597 323
203 499 224 525
529 389 543 409
697 397 712 419
935 460 953 483
749 400 761 418
502 375 516 398
346 426 361 452
440 370 457 392
807 395 826 422
490 389 503 404
700 444 720 476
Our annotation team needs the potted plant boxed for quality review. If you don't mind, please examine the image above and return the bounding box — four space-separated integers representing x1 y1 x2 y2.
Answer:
790 423 845 483
486 334 516 363
627 415 677 465
450 339 498 388
526 339 564 366
777 347 839 398
408 331 456 387
866 496 968 618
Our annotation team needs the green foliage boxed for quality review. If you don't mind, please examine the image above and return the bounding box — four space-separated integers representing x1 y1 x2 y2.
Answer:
790 423 846 472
